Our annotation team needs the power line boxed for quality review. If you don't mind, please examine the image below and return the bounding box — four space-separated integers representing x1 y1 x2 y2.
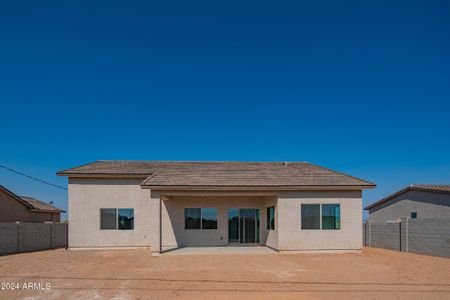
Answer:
0 165 67 191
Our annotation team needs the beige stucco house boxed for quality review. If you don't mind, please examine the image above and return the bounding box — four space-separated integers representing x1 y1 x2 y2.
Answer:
57 161 375 255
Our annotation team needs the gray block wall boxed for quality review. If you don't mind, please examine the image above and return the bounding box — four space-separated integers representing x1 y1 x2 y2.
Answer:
0 222 68 256
368 222 401 251
52 223 69 248
0 223 18 255
404 218 450 257
364 218 450 258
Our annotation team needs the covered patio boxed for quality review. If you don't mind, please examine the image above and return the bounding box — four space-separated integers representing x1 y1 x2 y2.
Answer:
154 191 278 253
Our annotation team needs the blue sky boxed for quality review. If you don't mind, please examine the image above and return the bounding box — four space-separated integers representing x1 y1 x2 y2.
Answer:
1 0 449 220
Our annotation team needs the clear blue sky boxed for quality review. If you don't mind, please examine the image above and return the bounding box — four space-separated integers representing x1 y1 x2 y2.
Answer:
1 1 449 220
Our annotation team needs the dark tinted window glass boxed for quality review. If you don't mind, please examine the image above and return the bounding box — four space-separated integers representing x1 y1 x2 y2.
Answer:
301 204 320 229
228 208 239 242
118 208 134 230
256 208 260 243
100 208 116 230
267 206 275 230
202 208 218 229
322 204 340 230
411 212 417 219
185 208 201 229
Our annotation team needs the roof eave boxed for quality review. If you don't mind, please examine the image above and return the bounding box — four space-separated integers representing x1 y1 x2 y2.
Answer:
57 172 152 178
29 209 66 213
142 184 376 191
365 187 411 210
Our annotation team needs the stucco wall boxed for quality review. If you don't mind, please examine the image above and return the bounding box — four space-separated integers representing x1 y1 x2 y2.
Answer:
68 178 364 252
277 191 363 251
162 195 272 248
0 190 58 223
368 190 450 222
265 196 278 250
68 178 152 248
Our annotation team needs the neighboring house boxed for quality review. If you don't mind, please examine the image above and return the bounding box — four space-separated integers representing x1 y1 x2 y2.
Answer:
365 184 450 222
57 161 375 255
0 185 65 222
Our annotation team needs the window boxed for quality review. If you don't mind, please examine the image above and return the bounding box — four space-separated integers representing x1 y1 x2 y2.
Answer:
118 208 134 230
301 204 341 230
100 208 134 230
266 206 275 230
185 208 217 230
202 208 218 229
301 204 320 229
185 208 201 229
322 204 340 230
100 208 117 230
411 212 417 219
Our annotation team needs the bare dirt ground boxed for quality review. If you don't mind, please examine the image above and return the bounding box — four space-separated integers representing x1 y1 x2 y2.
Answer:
0 247 449 300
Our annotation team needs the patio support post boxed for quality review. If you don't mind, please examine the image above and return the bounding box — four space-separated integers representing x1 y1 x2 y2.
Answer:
150 191 161 256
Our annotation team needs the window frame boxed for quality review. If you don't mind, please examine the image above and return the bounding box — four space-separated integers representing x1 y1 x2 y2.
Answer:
100 208 134 230
266 206 275 230
184 208 201 230
118 208 134 230
201 207 218 230
301 204 321 230
300 204 341 230
321 204 341 230
100 208 117 230
184 208 218 230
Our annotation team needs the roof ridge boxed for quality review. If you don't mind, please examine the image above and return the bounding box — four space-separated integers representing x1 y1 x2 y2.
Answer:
57 160 102 174
97 160 309 163
411 183 450 187
305 162 376 186
140 173 158 186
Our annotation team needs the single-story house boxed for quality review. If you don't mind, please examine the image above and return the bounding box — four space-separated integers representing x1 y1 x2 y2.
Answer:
57 161 375 255
365 184 450 222
0 185 65 222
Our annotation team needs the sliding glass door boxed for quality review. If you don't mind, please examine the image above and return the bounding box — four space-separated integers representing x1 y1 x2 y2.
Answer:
228 208 260 244
228 208 239 243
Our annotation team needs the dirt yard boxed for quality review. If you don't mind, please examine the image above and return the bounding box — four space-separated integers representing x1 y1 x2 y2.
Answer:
0 247 449 299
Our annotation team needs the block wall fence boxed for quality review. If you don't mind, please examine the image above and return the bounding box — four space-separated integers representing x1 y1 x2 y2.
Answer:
0 222 68 256
363 218 450 258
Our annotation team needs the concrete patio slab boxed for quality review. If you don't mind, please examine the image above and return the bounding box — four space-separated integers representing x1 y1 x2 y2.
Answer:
162 246 277 255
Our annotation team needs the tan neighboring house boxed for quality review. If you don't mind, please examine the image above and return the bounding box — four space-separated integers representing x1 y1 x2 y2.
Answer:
0 185 65 222
57 161 375 255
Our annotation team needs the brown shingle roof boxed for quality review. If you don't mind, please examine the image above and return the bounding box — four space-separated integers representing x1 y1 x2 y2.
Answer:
408 184 450 193
364 184 450 210
58 161 375 188
20 196 65 213
0 185 65 213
